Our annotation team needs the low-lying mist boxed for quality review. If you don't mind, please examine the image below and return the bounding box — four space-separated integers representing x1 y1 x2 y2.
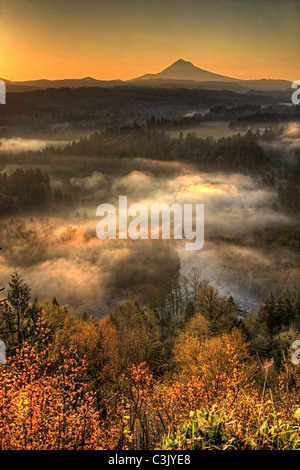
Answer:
0 154 297 315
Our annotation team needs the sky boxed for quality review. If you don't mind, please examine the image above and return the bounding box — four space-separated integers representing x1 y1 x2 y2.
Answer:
0 0 299 81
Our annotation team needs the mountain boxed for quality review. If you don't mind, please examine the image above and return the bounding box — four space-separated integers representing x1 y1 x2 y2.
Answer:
3 60 292 93
131 59 292 92
133 59 238 83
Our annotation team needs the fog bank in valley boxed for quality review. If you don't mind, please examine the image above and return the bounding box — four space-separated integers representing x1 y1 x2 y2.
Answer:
0 159 296 315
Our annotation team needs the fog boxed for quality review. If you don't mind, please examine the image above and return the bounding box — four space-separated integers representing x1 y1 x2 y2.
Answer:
0 155 297 315
0 137 71 153
259 122 300 165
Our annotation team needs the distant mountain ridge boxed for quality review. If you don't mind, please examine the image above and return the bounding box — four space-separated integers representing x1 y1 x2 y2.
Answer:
2 77 123 91
2 59 292 93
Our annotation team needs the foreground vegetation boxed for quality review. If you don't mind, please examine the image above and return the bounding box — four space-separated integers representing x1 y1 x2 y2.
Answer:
0 273 300 450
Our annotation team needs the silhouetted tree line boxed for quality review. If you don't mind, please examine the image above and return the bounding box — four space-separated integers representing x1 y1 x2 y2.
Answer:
58 126 267 174
0 168 53 215
229 104 300 130
145 114 202 129
275 149 300 214
206 104 262 121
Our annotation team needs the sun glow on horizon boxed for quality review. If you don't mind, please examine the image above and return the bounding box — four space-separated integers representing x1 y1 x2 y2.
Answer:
0 0 299 82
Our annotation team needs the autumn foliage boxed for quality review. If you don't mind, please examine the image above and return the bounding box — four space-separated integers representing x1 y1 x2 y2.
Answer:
1 285 300 450
0 312 108 450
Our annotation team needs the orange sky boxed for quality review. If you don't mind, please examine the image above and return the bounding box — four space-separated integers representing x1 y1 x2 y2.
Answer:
1 0 299 81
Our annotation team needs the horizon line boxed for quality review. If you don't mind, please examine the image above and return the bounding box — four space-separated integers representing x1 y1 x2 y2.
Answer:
1 59 295 83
